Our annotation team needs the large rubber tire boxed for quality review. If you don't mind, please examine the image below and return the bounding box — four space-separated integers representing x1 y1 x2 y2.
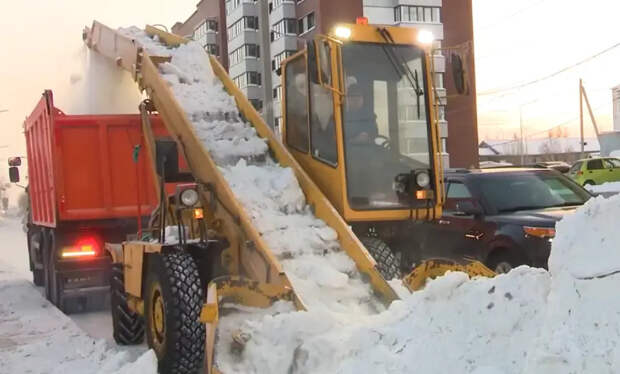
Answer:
111 264 145 345
145 251 205 374
28 228 44 286
486 249 527 274
361 237 401 280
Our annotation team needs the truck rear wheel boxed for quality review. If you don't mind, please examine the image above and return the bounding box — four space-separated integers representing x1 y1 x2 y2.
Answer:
111 263 144 345
145 251 205 374
361 237 401 280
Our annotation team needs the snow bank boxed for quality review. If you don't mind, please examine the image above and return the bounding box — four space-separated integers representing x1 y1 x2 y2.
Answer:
213 195 620 373
586 181 620 195
0 262 155 374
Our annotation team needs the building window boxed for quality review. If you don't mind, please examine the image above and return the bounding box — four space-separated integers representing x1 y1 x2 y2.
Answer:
227 16 259 41
229 44 260 66
249 99 263 111
272 50 296 71
205 44 219 56
226 0 258 15
438 105 446 121
233 71 262 88
269 0 295 13
298 12 315 35
193 21 207 45
206 19 218 32
273 85 282 101
432 40 442 56
271 18 297 41
434 72 444 89
394 6 441 23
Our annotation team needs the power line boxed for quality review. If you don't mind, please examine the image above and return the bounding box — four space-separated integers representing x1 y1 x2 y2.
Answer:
479 41 620 96
477 0 547 31
482 103 608 146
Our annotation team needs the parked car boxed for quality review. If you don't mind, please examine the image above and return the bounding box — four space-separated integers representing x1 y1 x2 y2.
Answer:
411 167 590 273
568 157 620 186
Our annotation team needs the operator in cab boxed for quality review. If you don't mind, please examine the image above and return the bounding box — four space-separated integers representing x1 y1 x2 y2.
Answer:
344 83 378 145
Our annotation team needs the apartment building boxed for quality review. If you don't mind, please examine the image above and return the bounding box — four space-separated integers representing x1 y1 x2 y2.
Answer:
172 0 478 167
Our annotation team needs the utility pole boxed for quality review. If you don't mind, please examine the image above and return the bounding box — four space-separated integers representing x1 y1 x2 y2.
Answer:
580 78 584 158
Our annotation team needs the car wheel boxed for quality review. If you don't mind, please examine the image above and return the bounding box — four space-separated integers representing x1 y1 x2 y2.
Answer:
583 180 595 186
485 249 527 274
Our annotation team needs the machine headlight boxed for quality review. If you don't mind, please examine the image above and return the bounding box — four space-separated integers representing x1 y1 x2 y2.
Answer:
180 189 199 207
415 171 431 188
334 26 352 39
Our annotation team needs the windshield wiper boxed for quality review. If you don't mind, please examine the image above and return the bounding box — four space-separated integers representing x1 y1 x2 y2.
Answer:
378 28 424 117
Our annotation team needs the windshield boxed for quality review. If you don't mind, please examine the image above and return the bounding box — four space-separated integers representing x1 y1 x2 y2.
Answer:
341 42 432 210
474 172 590 213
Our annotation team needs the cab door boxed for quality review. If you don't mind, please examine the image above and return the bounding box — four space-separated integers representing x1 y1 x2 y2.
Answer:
585 159 605 184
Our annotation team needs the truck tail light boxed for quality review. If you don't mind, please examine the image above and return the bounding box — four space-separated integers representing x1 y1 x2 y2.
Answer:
61 237 99 258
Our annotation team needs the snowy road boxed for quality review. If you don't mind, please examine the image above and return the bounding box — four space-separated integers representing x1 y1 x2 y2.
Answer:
0 215 153 374
0 215 116 343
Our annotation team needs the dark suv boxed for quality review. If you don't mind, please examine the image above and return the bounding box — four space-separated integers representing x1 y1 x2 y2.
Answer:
411 167 591 273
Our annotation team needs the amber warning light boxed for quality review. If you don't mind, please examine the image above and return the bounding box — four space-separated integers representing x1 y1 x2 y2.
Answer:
356 17 368 25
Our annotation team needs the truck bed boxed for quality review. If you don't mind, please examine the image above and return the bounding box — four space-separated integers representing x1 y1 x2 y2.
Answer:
24 91 168 226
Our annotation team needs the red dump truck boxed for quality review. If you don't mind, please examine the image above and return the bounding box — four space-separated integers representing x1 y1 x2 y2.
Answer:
9 90 170 312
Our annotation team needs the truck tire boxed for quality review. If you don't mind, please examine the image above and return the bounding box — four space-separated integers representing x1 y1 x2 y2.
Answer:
361 237 401 280
33 269 44 287
145 251 205 374
43 229 64 312
111 264 144 345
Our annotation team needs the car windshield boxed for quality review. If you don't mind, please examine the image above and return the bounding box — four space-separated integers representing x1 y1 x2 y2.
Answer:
474 172 590 213
341 42 431 210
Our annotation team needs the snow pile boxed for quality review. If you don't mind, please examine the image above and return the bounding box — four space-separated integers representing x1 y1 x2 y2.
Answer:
585 181 620 195
0 262 156 374
215 194 620 373
524 194 620 373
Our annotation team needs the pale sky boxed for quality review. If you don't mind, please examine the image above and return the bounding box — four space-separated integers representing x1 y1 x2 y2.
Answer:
1 0 619 164
473 0 620 140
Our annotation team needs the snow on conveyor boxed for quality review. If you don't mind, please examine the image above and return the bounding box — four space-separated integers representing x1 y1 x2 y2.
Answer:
119 28 383 317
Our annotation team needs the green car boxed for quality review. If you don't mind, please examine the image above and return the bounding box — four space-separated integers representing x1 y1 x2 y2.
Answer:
568 157 620 186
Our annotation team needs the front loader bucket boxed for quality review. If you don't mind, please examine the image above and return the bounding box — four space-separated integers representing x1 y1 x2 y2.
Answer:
403 259 496 291
201 276 306 374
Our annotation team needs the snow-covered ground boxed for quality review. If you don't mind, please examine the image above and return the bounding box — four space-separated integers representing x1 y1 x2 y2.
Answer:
0 216 154 374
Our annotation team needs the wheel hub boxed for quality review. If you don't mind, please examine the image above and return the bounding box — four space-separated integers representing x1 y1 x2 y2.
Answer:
495 262 513 274
150 285 166 352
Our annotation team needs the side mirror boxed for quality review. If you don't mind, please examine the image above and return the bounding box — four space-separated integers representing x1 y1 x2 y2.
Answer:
8 157 21 167
306 40 319 85
9 166 20 183
456 200 482 216
155 139 180 180
451 53 468 95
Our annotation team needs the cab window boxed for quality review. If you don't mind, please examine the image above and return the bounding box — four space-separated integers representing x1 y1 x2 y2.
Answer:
285 56 309 153
309 42 337 165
